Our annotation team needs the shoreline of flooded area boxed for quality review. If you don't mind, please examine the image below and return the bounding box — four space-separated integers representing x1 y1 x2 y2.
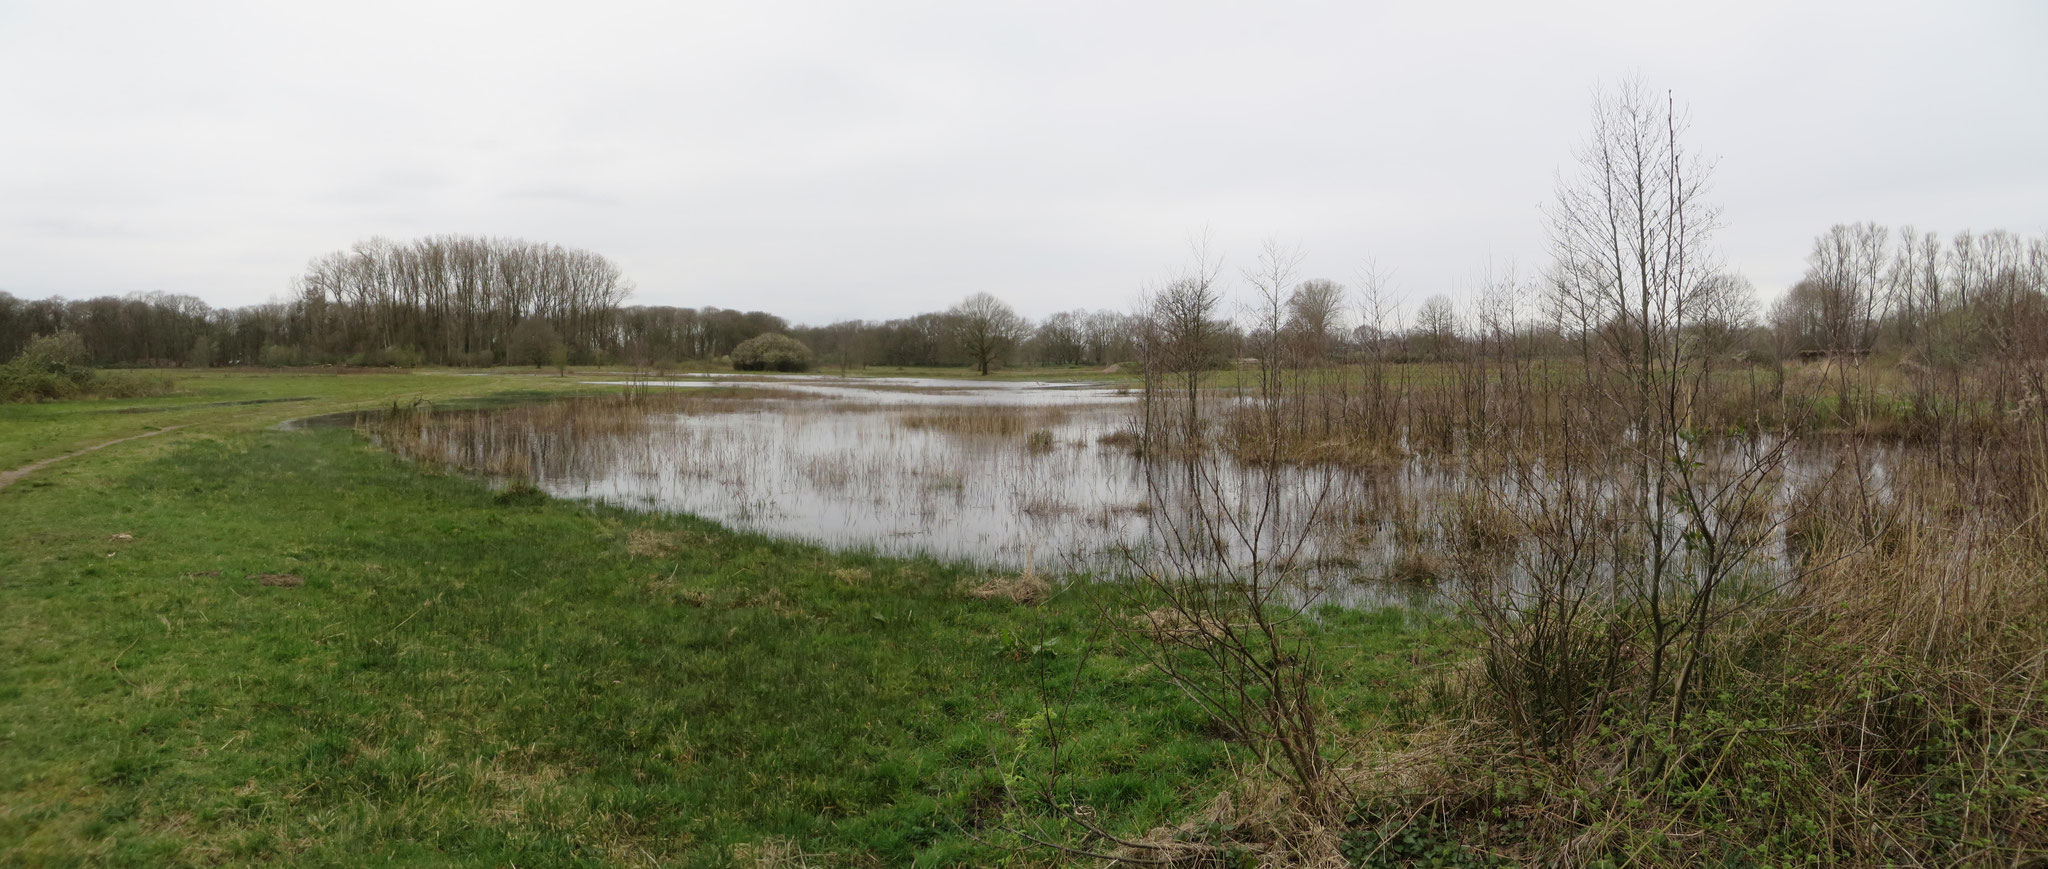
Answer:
349 375 1881 610
581 373 1138 406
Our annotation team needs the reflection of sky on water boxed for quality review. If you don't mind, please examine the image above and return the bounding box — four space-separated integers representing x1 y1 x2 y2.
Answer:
581 373 1136 406
562 403 1153 571
380 374 1874 611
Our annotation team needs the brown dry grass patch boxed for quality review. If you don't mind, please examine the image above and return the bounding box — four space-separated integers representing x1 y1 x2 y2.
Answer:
964 574 1051 605
626 528 706 558
1131 607 1230 641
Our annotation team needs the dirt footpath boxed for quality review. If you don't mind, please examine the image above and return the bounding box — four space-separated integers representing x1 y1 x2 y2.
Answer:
0 425 186 491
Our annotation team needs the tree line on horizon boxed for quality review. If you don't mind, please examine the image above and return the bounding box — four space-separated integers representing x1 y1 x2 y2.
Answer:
1 225 2043 374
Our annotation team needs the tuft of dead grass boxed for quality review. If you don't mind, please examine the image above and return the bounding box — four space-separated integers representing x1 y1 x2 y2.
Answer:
1131 607 1229 642
1096 429 1143 453
1380 549 1447 586
965 574 1051 605
626 528 704 558
732 837 873 868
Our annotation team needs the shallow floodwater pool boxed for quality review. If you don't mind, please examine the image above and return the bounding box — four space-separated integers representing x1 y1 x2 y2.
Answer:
356 373 1852 609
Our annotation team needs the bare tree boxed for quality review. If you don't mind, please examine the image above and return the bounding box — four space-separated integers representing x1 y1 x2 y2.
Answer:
1126 239 1347 822
1412 294 1459 360
1028 310 1088 366
1515 78 1791 760
1284 278 1346 363
289 235 631 365
948 293 1028 376
1143 240 1227 441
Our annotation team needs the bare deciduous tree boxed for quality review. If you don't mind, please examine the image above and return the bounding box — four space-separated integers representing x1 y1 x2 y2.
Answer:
1284 278 1346 363
948 292 1028 376
1412 294 1459 360
1505 78 1793 761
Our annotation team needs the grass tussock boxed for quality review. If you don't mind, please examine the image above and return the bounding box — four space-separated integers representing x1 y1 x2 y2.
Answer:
965 573 1052 605
1097 428 1143 453
626 527 708 558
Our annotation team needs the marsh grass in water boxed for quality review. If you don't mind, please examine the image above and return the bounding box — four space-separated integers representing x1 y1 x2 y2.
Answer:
357 389 1648 611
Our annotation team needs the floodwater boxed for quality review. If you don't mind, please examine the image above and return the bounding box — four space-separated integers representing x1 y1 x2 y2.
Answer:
581 373 1139 406
359 374 1861 608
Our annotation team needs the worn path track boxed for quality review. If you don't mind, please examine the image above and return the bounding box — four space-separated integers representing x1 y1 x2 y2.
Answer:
0 425 186 491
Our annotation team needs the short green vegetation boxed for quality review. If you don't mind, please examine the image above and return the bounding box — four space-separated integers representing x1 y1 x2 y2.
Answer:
0 370 605 471
0 371 1437 866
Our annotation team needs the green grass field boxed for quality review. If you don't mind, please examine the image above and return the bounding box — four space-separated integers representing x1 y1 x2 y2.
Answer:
0 371 1440 866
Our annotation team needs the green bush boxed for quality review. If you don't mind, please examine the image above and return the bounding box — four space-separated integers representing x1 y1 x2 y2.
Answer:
0 332 96 402
508 319 561 368
259 344 300 367
730 333 814 372
187 336 216 369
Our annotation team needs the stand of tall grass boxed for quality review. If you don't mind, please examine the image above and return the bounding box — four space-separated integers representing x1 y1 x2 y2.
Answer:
1188 350 2045 864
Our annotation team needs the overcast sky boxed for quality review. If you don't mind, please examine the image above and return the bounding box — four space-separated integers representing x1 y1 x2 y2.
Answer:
3 0 2044 325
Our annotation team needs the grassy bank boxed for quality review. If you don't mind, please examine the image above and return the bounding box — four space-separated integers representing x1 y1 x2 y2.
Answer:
0 372 1442 866
0 369 606 471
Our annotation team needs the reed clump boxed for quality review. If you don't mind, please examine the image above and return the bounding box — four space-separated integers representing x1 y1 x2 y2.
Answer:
1088 216 2048 865
360 391 764 484
1341 445 2048 866
898 407 1069 437
1096 428 1143 453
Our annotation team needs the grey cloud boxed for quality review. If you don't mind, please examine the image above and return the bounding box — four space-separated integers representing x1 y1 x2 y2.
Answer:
1 0 2043 325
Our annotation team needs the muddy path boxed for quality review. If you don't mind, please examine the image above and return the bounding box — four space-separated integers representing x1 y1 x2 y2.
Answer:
0 425 187 491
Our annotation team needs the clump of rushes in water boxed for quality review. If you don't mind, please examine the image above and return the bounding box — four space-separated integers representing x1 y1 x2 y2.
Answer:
898 407 1070 437
1096 429 1142 453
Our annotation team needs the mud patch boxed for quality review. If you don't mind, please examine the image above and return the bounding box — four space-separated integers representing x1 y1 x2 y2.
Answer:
251 573 304 588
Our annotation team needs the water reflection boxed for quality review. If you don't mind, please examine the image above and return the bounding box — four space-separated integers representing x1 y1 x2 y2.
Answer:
359 375 1865 610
